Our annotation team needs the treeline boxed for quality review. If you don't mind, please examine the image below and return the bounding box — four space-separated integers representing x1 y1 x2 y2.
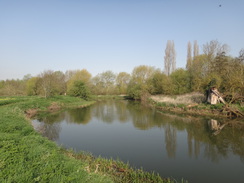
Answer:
0 40 243 100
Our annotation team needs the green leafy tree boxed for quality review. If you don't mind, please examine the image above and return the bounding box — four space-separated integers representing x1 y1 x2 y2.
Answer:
91 71 117 95
68 81 90 100
127 65 159 99
67 69 92 95
116 72 131 94
170 69 190 94
148 71 173 95
25 77 39 96
0 79 25 96
189 54 209 91
38 70 65 98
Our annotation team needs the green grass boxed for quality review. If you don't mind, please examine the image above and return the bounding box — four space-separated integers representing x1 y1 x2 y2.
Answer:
0 96 181 183
0 98 112 183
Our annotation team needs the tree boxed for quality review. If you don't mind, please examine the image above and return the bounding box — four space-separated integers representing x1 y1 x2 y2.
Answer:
52 71 66 95
149 71 173 95
186 41 192 70
116 72 131 94
38 71 54 98
67 69 92 95
26 77 39 96
91 71 117 95
127 65 159 99
237 49 244 63
193 40 199 59
170 69 190 94
223 54 244 95
68 80 90 100
0 79 25 96
38 70 65 98
164 40 176 76
203 40 229 74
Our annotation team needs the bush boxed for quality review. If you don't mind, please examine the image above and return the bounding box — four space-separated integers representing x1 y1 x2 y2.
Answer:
68 81 90 100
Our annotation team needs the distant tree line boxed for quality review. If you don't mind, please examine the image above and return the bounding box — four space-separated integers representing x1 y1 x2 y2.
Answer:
0 40 243 100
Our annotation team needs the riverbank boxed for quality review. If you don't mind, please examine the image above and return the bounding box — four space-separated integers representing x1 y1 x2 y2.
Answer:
0 96 178 183
149 93 244 119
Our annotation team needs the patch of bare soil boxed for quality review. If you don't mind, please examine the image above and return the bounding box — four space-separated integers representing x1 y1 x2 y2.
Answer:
25 109 38 118
48 102 61 112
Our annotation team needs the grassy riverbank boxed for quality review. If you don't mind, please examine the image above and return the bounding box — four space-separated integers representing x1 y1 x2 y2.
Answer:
0 96 179 183
150 93 244 119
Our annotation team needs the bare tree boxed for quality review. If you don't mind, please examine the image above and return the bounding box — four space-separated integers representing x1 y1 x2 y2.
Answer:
38 70 66 98
39 70 54 98
202 40 229 74
193 40 199 58
186 41 192 70
238 49 244 63
164 40 176 76
203 40 229 59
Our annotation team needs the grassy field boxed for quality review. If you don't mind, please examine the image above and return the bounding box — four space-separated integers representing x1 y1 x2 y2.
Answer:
0 96 180 183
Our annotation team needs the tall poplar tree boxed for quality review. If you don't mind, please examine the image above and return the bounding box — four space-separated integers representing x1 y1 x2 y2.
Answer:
193 40 199 58
164 40 176 76
186 41 192 70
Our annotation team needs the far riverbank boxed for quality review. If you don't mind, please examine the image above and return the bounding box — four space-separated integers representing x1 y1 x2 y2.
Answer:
149 93 244 120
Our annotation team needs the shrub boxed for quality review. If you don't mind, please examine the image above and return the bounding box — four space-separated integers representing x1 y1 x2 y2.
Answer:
68 81 90 100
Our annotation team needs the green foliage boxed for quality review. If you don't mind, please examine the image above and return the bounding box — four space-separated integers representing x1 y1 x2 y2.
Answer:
91 70 117 95
127 65 160 99
116 72 131 94
170 69 190 94
127 82 143 100
37 70 66 98
0 79 26 96
148 72 173 95
66 69 92 95
25 77 39 96
68 81 90 100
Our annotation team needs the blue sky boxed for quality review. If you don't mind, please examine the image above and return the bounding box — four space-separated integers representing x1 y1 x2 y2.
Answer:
0 0 243 80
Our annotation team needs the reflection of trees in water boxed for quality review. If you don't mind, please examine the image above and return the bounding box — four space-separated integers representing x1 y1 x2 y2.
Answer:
35 122 61 141
150 112 244 162
37 111 66 124
114 100 130 122
165 124 177 158
92 100 116 123
65 108 91 124
92 100 130 123
126 101 161 130
34 112 64 140
187 133 200 158
34 100 244 163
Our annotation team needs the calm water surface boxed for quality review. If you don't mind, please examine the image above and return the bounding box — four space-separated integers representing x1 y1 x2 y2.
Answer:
32 100 244 183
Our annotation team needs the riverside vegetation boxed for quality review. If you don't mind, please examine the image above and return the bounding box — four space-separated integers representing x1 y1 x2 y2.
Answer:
149 93 244 119
0 96 186 183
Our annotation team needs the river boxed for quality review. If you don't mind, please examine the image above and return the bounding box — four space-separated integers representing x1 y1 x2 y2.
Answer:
32 100 244 183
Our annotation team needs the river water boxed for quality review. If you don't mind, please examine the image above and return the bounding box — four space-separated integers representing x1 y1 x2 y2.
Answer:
32 100 244 183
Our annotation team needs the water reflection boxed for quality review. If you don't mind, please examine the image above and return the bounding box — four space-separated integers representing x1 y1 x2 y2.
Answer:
32 121 61 141
32 100 244 182
208 119 227 136
33 100 244 163
165 124 177 158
